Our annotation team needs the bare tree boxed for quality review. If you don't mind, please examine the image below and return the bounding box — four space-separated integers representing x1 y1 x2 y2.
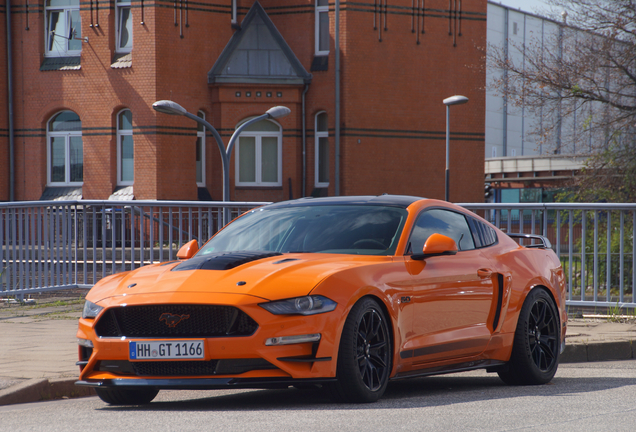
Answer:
488 0 636 201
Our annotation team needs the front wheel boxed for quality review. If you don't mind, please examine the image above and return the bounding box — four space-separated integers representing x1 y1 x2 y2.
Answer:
498 288 560 385
95 388 159 405
326 297 392 403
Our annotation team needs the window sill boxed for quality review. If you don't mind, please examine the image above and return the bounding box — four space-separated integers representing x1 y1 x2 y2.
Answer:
40 57 81 71
311 55 329 72
235 186 283 190
111 52 132 69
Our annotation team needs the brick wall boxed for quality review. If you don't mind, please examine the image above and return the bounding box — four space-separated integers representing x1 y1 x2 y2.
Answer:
1 0 486 203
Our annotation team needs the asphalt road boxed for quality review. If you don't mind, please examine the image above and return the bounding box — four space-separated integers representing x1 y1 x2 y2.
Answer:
1 360 635 432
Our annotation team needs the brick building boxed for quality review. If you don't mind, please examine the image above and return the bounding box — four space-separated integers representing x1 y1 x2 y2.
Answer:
0 0 487 203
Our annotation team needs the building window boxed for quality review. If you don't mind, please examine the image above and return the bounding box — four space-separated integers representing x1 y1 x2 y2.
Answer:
47 111 83 185
315 112 329 187
117 109 134 185
196 111 206 187
45 0 82 57
235 119 282 187
116 0 133 53
315 0 329 55
231 0 238 25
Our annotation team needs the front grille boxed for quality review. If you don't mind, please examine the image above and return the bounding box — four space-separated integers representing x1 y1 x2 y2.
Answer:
95 359 276 377
94 304 258 338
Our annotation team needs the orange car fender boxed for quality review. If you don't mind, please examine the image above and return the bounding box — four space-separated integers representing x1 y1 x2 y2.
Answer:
309 267 405 377
498 272 563 338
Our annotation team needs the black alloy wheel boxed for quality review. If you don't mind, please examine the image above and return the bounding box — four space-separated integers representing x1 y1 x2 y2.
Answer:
498 288 560 385
326 297 391 403
356 307 390 391
95 388 159 405
527 296 559 372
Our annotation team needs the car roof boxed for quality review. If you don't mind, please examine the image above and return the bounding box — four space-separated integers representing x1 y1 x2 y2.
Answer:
264 195 425 210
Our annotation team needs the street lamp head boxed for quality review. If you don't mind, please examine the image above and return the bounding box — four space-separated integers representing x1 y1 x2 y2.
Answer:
443 95 469 106
266 106 291 119
152 100 187 116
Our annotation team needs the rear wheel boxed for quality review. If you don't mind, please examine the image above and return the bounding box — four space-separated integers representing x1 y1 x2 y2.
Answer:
95 388 159 405
498 288 560 385
326 297 391 403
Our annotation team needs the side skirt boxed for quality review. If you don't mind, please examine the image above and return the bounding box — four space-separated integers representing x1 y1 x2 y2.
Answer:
391 359 507 380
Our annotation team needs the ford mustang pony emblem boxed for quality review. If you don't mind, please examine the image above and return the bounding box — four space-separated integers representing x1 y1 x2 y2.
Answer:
159 313 190 327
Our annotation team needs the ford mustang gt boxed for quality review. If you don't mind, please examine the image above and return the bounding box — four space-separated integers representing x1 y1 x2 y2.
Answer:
76 195 567 404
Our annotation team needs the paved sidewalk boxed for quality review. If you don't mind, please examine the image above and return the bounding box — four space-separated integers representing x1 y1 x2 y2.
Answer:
0 299 635 406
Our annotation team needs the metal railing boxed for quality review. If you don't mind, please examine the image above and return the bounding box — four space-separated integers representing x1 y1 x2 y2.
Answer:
460 203 636 310
2 200 635 310
0 200 268 297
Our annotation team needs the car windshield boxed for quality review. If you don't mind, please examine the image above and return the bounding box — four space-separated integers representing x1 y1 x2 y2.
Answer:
197 205 408 256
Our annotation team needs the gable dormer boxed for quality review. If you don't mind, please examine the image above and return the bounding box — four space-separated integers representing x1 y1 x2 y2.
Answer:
208 1 311 85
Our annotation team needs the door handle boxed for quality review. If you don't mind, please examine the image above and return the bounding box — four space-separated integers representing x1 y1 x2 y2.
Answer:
477 268 493 278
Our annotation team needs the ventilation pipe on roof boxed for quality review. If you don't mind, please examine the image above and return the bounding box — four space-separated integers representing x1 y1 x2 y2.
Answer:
6 0 15 201
334 0 341 196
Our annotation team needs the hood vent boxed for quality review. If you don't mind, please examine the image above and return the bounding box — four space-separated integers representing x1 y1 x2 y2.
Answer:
172 251 282 271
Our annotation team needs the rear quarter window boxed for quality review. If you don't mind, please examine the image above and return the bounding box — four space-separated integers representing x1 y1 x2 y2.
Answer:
468 217 498 249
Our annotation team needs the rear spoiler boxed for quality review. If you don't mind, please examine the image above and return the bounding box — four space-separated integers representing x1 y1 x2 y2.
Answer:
507 233 552 249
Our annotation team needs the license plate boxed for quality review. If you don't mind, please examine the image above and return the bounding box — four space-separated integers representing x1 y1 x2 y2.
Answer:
129 340 205 360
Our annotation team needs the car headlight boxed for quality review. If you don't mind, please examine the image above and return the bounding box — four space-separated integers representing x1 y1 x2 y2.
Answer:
82 300 104 319
259 295 337 316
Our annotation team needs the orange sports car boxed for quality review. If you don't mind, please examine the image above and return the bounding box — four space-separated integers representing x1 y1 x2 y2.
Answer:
76 196 567 404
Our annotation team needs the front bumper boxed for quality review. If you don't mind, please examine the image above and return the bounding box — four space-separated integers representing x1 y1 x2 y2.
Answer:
77 292 343 383
76 377 336 390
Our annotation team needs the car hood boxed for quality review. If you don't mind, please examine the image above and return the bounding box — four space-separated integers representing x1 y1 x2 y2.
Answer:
88 253 388 304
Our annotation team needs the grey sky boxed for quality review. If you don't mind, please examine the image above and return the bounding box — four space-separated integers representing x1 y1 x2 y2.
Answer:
493 0 550 15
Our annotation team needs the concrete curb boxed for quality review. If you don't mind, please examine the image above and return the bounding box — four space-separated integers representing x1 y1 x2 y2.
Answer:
0 378 96 406
561 340 635 363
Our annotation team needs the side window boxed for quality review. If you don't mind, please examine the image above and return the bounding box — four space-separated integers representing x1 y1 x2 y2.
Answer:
315 0 329 56
116 0 133 53
408 209 475 254
45 0 82 57
315 111 329 187
47 111 83 185
117 109 134 185
235 119 282 187
196 111 206 187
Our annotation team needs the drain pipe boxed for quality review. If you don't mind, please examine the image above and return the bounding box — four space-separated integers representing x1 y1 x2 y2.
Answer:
301 84 309 197
334 0 341 196
6 0 15 201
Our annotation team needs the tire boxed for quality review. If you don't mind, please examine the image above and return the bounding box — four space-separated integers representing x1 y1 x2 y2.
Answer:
326 297 392 403
498 288 560 385
95 388 159 405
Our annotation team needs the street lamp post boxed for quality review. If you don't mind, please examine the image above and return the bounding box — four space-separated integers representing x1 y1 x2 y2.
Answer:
152 100 291 225
442 95 469 202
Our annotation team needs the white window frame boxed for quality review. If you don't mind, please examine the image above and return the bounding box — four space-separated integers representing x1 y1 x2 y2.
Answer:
235 119 283 187
315 0 330 56
231 0 238 25
315 111 329 188
47 111 83 186
117 109 134 186
196 111 206 187
45 0 82 58
115 0 133 53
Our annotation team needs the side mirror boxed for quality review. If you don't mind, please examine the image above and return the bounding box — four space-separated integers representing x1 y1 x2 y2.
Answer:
176 239 199 260
411 233 458 260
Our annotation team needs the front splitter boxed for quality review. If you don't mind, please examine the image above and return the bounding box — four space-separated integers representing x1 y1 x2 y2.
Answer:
76 377 336 390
